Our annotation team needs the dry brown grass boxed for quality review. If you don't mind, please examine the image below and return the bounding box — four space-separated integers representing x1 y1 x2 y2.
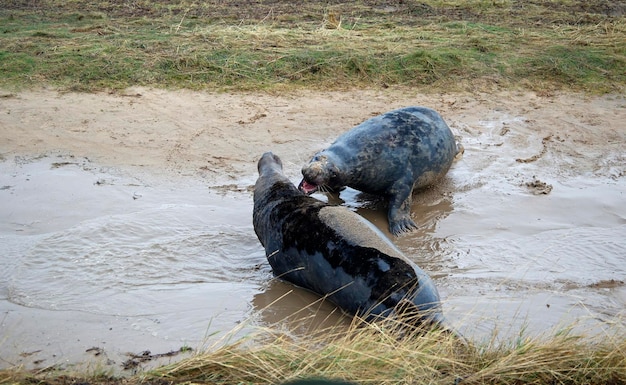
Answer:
3 305 622 385
142 313 626 385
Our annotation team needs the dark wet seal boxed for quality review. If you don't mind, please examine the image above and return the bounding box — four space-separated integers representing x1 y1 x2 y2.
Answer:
298 106 461 236
253 152 450 331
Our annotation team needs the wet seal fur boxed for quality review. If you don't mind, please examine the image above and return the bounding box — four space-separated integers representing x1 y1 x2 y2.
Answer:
298 106 462 235
253 152 445 328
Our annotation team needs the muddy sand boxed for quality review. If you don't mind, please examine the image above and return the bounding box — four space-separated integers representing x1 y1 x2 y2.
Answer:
1 88 625 373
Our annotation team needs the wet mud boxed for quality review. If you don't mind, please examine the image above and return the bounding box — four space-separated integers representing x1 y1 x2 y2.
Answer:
0 88 624 373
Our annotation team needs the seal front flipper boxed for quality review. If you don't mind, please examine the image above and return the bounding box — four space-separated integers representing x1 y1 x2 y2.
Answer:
388 203 419 236
387 175 418 235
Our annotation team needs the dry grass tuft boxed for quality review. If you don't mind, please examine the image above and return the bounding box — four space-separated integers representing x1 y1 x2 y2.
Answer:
0 306 624 384
146 313 626 385
323 11 342 30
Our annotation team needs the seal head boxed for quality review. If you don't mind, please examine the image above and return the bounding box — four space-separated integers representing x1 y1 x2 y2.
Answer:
298 152 347 194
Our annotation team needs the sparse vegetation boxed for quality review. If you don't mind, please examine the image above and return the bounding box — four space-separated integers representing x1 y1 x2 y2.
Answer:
1 314 624 385
149 317 626 385
0 0 624 92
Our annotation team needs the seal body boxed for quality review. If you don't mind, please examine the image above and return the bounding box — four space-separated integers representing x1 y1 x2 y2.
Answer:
253 152 444 326
298 106 460 235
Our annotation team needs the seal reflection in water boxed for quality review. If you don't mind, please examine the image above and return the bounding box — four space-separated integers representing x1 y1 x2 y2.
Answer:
253 152 445 328
298 106 462 236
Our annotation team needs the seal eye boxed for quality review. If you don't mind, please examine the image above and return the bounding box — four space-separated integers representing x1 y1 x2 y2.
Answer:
312 154 325 163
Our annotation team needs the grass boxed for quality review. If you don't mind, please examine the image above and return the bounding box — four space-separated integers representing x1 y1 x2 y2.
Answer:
0 0 624 93
1 312 624 385
151 319 625 385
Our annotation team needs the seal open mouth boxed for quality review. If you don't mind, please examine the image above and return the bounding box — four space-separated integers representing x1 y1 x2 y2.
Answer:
298 179 319 194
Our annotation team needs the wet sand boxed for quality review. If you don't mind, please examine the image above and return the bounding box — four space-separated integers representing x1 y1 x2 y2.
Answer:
1 88 625 373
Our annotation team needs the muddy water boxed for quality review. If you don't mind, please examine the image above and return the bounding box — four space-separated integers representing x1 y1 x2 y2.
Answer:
1 102 625 373
0 156 344 372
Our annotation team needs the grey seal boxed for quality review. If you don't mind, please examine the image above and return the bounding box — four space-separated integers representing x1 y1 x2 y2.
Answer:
298 106 461 235
253 152 445 328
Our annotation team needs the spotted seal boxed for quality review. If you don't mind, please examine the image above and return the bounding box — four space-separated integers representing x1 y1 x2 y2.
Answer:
253 152 445 327
298 106 461 235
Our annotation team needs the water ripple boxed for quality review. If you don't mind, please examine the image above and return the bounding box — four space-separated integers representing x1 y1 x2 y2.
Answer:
7 203 267 314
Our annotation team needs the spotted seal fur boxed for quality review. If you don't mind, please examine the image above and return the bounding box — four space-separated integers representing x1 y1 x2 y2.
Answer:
298 106 461 235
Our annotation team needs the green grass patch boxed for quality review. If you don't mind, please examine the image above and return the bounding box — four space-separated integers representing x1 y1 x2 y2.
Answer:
0 51 36 79
516 45 625 92
0 0 624 92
